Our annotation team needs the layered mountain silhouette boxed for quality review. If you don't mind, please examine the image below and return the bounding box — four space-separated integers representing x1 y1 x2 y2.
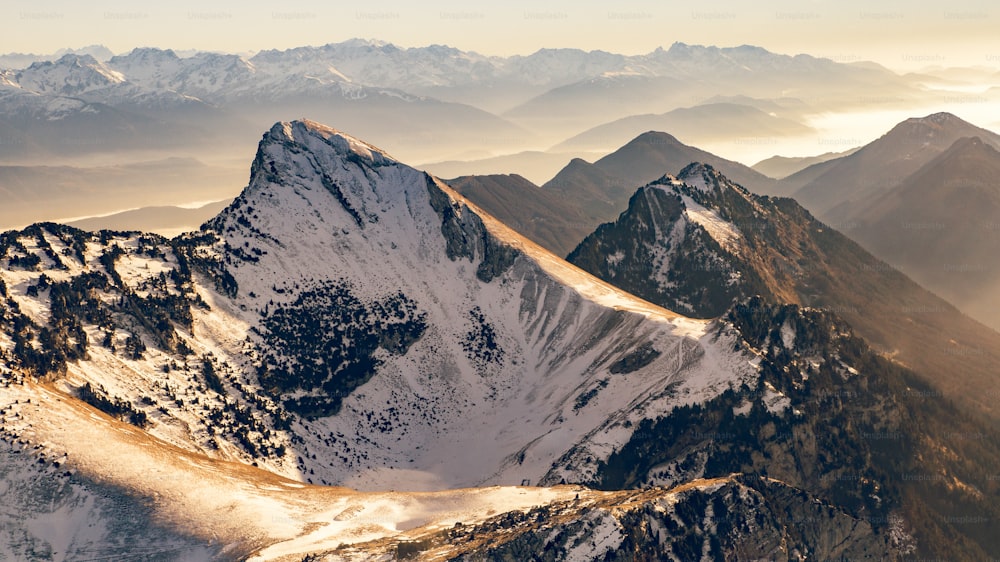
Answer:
752 148 857 179
552 102 813 153
764 112 1000 330
775 112 1000 209
844 136 1000 331
451 130 774 257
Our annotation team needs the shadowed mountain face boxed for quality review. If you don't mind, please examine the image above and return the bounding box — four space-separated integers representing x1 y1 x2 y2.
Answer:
843 137 1000 330
764 113 1000 330
585 131 776 195
565 179 767 318
566 163 1000 558
445 174 594 258
776 112 1000 207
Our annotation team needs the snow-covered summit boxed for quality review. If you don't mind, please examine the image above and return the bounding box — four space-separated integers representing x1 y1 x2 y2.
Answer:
676 162 748 195
266 119 399 166
15 53 125 96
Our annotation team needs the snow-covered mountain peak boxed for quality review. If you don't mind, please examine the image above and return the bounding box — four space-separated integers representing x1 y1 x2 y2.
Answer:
217 119 409 236
15 53 125 95
269 119 398 166
677 162 727 193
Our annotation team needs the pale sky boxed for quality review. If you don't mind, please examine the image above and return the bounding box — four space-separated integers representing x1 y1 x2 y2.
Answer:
2 0 998 72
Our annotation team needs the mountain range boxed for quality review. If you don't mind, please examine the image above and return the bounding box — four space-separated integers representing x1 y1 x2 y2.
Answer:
0 120 752 558
1 120 999 559
0 38 945 228
565 161 1000 420
450 111 1000 335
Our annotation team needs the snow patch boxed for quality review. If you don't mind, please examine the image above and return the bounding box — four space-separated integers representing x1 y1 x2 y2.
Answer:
680 194 742 252
780 320 796 350
762 382 791 414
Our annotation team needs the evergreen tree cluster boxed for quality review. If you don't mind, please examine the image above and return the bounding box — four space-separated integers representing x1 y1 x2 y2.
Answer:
256 280 427 418
77 381 149 428
462 306 504 369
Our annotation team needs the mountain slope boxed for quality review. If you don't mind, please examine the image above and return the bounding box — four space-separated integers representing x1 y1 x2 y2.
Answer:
204 120 759 490
566 181 767 318
0 120 756 494
594 299 1000 561
543 157 637 223
568 163 1000 421
446 174 593 258
566 166 1000 559
844 136 1000 330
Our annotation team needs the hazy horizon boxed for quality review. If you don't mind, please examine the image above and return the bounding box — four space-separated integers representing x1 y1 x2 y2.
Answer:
4 0 1000 73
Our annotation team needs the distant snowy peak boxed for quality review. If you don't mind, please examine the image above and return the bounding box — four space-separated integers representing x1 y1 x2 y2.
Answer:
2 38 897 115
0 45 114 71
15 54 125 95
107 47 185 88
249 41 500 90
53 44 116 62
657 41 836 73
